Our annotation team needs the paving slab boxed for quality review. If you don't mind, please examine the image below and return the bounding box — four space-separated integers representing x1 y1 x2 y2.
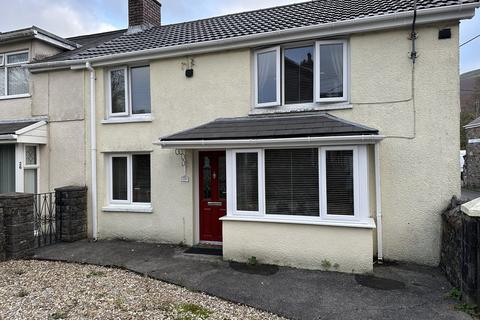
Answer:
34 240 469 320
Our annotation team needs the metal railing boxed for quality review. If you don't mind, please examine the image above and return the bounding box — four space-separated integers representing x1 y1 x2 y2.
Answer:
33 192 59 248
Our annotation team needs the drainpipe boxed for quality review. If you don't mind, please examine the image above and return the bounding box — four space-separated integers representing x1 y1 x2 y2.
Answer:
375 143 383 263
86 62 98 240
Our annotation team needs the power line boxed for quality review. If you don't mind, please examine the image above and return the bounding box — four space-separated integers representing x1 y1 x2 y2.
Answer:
460 33 480 48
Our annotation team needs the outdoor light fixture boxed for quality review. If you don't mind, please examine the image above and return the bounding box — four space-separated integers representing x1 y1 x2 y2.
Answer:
182 57 195 78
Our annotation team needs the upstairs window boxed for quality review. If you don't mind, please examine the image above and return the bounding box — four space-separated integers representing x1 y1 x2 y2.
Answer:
254 40 348 108
108 65 151 117
0 51 29 97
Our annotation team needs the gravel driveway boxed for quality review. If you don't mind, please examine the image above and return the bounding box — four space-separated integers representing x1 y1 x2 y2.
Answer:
0 260 285 320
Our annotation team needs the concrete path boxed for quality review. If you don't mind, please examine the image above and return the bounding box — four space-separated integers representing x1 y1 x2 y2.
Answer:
35 240 469 320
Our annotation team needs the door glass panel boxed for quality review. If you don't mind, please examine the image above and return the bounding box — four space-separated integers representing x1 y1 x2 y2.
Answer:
203 156 212 199
25 146 37 165
218 155 226 200
0 144 15 193
24 169 37 194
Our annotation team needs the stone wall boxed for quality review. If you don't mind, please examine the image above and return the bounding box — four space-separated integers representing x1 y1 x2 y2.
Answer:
55 186 88 242
0 202 5 261
0 193 35 260
465 127 480 189
441 197 480 305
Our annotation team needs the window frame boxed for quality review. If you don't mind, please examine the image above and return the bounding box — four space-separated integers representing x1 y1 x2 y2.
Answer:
315 40 349 103
108 153 151 206
253 40 349 109
227 145 369 225
107 65 151 119
1 50 30 98
23 144 40 194
254 46 281 108
227 149 265 216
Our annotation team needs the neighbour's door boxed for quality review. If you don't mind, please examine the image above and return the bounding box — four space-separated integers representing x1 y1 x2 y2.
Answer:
199 151 226 242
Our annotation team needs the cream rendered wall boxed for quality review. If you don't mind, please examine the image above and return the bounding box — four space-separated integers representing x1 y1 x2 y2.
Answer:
223 221 373 273
93 23 460 268
95 50 251 244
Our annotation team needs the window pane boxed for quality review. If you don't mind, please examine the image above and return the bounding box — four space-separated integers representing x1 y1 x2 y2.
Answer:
265 149 319 216
0 144 15 194
132 155 151 203
326 150 354 216
7 66 29 95
25 146 37 165
0 68 4 96
257 50 277 104
284 46 314 104
7 53 28 64
112 157 128 200
319 44 344 99
131 66 151 114
236 153 258 211
24 169 37 194
111 69 126 113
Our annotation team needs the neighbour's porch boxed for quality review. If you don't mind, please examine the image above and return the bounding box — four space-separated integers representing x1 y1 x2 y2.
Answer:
157 113 384 273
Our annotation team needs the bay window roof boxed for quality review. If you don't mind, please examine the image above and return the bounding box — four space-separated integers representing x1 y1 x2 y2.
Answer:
158 113 381 148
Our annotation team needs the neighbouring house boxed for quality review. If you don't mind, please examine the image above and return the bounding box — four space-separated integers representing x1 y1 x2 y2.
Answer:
3 0 477 273
464 117 480 189
461 69 480 149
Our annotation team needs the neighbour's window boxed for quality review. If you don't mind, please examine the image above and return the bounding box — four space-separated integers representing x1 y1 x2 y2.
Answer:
0 51 29 97
110 154 151 204
228 146 367 224
254 40 348 107
108 65 151 117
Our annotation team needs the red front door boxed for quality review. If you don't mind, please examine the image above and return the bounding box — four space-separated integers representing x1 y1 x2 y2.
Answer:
199 151 226 242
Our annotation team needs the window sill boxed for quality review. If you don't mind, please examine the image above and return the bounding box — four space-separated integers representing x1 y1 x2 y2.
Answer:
250 103 352 115
220 215 376 229
102 205 153 213
102 115 153 124
0 94 31 101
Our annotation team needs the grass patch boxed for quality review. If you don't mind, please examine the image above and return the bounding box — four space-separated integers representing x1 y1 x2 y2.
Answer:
86 271 107 278
176 303 212 320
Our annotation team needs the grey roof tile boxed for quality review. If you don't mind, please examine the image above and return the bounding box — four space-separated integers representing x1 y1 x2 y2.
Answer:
35 0 480 63
160 113 379 141
0 121 39 135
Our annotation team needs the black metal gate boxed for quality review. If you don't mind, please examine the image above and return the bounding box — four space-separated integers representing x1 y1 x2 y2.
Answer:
33 192 59 248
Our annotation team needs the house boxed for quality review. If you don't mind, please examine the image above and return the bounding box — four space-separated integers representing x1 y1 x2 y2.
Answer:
461 69 480 149
16 0 480 273
464 117 480 189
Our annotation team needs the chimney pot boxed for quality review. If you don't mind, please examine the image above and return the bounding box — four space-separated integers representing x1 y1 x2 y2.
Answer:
128 0 161 30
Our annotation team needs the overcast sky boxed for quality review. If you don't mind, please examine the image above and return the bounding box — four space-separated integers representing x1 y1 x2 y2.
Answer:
0 0 478 73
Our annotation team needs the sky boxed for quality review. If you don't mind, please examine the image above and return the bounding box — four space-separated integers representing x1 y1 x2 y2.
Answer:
0 0 478 73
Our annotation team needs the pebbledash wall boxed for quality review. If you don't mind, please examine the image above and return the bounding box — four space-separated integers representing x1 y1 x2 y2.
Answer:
88 24 460 271
465 126 480 189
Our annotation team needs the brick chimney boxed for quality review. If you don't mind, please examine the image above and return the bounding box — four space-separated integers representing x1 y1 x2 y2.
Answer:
129 0 161 29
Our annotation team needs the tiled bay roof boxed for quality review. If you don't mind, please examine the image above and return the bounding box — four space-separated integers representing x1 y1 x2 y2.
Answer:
37 0 480 63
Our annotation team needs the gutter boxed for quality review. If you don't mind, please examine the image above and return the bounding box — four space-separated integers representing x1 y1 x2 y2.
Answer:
27 3 479 71
86 61 98 241
0 134 17 141
156 135 385 149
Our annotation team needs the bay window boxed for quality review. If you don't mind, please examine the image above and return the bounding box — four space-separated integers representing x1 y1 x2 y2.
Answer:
254 40 348 108
227 145 369 224
0 51 29 97
108 65 151 118
109 154 151 207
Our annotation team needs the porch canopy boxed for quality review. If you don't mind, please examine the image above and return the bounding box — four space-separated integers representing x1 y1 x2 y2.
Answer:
157 113 382 149
0 120 48 144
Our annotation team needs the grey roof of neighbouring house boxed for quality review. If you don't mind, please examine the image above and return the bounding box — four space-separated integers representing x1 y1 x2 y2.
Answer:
35 0 480 64
0 121 39 135
466 117 480 129
160 113 379 141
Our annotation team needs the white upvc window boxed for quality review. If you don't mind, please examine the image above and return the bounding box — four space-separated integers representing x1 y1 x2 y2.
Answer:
0 50 30 98
107 65 151 118
226 145 369 225
23 145 39 194
254 46 281 108
108 153 152 206
253 40 348 108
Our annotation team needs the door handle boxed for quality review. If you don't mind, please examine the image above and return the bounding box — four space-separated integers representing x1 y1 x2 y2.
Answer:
208 202 222 207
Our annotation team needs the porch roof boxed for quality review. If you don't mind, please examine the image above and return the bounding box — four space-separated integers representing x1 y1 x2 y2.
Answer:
158 113 382 149
0 120 48 144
